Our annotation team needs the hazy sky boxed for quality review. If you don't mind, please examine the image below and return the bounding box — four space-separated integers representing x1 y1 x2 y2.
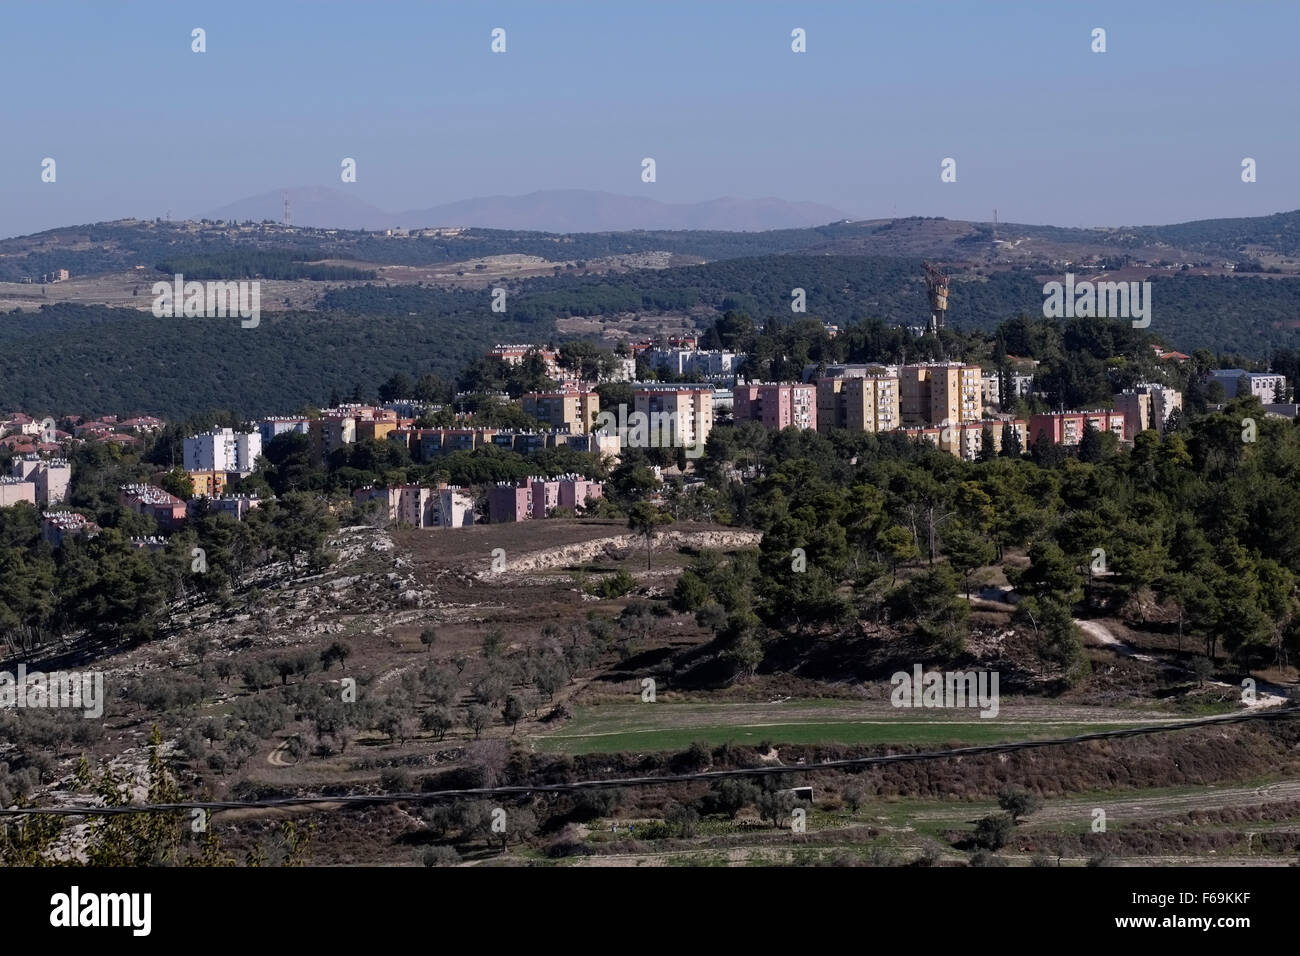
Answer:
1 0 1296 237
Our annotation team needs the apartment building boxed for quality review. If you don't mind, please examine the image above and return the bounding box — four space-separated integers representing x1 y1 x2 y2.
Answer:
732 383 817 431
580 431 622 460
187 470 227 497
311 415 355 463
490 431 552 455
899 419 1029 460
897 363 982 428
415 427 496 459
184 428 262 474
558 476 604 512
355 484 431 527
432 486 476 528
523 387 600 435
488 475 605 522
1209 369 1287 404
356 409 400 442
606 356 637 382
1113 384 1183 439
0 476 37 507
305 405 401 463
203 495 262 521
10 455 70 505
632 385 714 449
381 399 440 419
961 420 1028 460
119 484 188 530
489 484 532 523
980 371 1000 409
816 375 900 434
1028 410 1126 446
353 484 475 529
644 348 741 379
258 417 312 446
488 344 561 379
41 511 100 547
807 362 894 383
1008 372 1035 399
393 426 618 463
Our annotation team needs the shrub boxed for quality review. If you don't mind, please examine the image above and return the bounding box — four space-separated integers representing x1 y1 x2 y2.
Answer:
380 768 414 792
971 813 1015 851
420 845 461 867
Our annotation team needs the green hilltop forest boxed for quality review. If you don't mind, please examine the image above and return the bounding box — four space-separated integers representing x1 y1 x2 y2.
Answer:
4 254 1300 416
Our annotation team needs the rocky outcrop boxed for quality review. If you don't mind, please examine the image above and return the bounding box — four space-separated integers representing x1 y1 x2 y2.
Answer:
474 529 761 579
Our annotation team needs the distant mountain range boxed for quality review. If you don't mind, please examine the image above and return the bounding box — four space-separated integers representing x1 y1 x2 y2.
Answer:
202 187 850 233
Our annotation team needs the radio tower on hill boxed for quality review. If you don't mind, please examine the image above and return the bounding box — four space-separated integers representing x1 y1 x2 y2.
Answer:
282 191 292 226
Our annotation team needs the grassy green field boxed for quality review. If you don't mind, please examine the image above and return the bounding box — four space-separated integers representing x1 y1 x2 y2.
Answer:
529 703 1143 754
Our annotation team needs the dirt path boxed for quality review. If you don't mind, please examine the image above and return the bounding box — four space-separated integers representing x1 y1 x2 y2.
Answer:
267 739 294 767
908 778 1300 825
1074 619 1156 662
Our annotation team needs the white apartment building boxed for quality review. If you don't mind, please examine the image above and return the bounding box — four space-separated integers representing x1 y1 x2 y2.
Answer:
1008 372 1035 399
1113 384 1183 439
184 428 263 474
354 484 475 529
258 416 312 445
645 348 741 379
1209 369 1287 404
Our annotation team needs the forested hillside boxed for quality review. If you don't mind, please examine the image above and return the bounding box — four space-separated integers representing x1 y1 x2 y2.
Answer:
327 257 1300 355
7 251 1300 416
0 304 550 418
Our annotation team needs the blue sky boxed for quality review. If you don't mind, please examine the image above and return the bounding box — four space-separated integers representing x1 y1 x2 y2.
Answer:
1 0 1296 237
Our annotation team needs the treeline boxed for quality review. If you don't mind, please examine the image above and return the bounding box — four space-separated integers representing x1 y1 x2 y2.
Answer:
155 251 377 281
0 219 838 283
0 222 346 283
1136 209 1300 258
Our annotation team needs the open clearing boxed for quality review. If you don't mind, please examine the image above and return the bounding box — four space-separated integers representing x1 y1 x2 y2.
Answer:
528 699 1164 754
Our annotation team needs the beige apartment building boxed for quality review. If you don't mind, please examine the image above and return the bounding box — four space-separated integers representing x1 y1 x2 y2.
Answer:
898 363 982 428
632 385 714 449
816 375 900 434
523 387 600 435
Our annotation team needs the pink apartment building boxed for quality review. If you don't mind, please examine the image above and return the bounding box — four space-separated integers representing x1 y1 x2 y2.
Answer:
732 383 818 431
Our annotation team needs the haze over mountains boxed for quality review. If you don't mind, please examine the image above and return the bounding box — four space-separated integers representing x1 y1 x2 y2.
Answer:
203 187 850 233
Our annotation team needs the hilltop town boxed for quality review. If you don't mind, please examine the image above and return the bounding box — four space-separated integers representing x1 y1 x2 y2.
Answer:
2 326 1291 555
